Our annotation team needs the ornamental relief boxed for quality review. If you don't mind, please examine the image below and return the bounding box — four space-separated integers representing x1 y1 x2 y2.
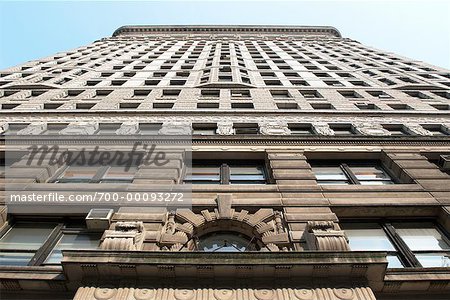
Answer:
157 195 291 252
2 115 449 127
74 286 376 300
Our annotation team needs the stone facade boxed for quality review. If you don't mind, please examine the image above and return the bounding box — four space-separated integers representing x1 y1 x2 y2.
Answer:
0 26 450 300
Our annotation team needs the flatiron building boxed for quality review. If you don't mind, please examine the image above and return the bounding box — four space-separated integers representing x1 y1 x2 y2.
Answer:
0 25 450 300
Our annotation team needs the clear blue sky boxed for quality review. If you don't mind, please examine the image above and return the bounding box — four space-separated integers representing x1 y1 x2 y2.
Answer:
0 1 449 70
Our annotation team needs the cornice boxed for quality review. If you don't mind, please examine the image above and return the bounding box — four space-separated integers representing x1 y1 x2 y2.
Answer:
112 25 342 38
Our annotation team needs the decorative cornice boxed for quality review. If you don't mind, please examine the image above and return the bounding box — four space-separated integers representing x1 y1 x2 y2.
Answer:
112 25 342 38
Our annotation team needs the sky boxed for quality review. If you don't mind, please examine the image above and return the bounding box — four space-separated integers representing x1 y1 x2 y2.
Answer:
0 0 449 70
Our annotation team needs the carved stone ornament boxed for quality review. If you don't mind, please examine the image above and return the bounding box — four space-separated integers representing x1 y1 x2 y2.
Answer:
305 221 350 251
216 122 234 135
312 122 334 136
0 123 9 134
100 221 144 251
16 122 46 135
354 123 391 136
59 122 98 135
158 122 192 135
259 122 290 135
116 122 139 135
73 286 376 300
158 194 291 251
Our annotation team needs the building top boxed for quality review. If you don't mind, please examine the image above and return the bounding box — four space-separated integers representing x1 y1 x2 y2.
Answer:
112 25 342 38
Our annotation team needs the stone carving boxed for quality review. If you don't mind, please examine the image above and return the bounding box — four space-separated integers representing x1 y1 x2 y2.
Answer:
158 195 290 251
100 221 144 251
354 123 391 136
305 221 350 251
312 122 334 136
405 123 434 136
59 122 98 135
0 206 7 230
259 122 290 135
0 123 8 135
116 122 139 135
216 122 234 135
73 286 376 300
16 122 46 135
159 122 192 135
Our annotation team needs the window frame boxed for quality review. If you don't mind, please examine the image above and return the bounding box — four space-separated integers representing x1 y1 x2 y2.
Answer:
184 159 269 185
341 219 450 268
0 221 101 267
310 160 397 185
48 162 136 184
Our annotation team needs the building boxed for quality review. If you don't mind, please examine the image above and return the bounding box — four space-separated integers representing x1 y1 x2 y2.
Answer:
0 25 450 299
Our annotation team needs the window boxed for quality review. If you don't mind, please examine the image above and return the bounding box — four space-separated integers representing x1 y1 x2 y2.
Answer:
430 104 450 111
153 103 174 109
382 124 409 136
231 90 250 98
197 232 257 252
388 103 412 110
0 222 101 266
329 124 355 135
270 90 291 99
342 222 450 268
231 103 254 109
50 158 137 184
44 103 63 109
0 223 56 266
300 90 323 99
185 160 267 185
120 103 140 109
310 160 395 185
76 103 95 110
133 89 151 97
201 90 220 98
96 123 121 135
197 103 219 109
342 223 403 268
366 90 392 99
425 125 449 136
192 123 217 135
234 123 259 134
277 103 299 109
339 91 362 99
162 89 181 97
311 103 334 110
355 103 378 110
44 232 100 264
288 123 313 135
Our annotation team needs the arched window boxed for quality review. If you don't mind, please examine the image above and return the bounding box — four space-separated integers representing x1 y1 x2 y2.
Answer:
197 232 257 252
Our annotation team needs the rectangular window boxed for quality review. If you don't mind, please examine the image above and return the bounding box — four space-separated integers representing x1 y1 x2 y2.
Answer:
0 223 55 266
50 157 137 184
311 103 334 110
382 124 409 136
329 124 355 135
231 103 254 109
234 123 259 134
310 160 395 185
192 123 217 135
342 221 450 268
0 222 101 266
44 233 100 264
185 160 267 185
288 123 313 135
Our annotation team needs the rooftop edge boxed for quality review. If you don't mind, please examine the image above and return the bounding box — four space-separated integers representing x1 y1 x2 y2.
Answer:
112 25 342 38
